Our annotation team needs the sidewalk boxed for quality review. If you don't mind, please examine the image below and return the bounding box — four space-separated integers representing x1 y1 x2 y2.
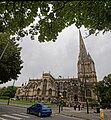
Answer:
58 107 100 120
56 107 111 120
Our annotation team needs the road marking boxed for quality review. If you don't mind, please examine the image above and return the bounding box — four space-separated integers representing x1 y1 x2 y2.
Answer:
0 117 7 120
20 113 28 115
2 114 22 120
12 113 30 118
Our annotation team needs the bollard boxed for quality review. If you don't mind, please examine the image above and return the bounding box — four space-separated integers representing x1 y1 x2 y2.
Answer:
100 108 104 120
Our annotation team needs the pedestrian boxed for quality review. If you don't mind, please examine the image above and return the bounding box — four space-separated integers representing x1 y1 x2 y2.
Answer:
74 103 77 111
61 102 63 111
80 104 82 110
78 103 80 111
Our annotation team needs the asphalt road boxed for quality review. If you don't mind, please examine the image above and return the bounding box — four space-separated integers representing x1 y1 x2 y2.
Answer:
0 104 83 120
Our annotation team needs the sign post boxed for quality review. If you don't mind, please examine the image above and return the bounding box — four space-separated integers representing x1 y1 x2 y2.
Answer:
100 108 104 120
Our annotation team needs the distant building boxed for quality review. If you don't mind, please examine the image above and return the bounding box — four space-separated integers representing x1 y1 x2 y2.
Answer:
15 30 97 106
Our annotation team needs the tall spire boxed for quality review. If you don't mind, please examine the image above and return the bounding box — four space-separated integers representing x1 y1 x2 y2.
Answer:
79 30 87 60
88 52 92 60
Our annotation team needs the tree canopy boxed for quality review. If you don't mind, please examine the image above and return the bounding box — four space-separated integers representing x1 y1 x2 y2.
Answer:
0 33 23 84
94 74 111 104
0 86 17 98
0 1 111 42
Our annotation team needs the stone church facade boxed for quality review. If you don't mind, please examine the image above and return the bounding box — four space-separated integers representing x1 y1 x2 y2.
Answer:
15 30 97 106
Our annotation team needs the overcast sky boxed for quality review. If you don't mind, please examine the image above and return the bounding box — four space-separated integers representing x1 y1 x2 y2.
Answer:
0 24 111 87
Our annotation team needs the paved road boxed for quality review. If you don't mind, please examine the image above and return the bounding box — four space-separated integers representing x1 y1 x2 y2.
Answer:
1 102 111 120
0 104 83 120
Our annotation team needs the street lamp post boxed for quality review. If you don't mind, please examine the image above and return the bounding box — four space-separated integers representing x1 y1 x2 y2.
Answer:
83 59 89 114
7 79 16 105
84 73 89 114
0 41 10 60
0 32 15 61
58 76 61 113
61 95 63 111
58 92 63 113
59 102 61 113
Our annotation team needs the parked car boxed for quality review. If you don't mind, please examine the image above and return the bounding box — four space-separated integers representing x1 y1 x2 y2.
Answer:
27 103 52 117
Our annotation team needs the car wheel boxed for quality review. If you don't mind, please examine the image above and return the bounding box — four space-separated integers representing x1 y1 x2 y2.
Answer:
27 109 30 114
38 112 41 117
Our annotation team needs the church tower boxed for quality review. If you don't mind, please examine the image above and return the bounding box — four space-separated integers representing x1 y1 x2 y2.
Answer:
77 30 97 100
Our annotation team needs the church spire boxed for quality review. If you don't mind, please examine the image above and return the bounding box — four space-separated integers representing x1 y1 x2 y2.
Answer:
88 52 92 60
79 30 87 60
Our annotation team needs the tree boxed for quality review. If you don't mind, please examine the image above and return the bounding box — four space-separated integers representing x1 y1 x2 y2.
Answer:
5 86 17 98
94 74 111 104
0 87 7 96
0 1 111 42
0 86 17 98
0 33 23 84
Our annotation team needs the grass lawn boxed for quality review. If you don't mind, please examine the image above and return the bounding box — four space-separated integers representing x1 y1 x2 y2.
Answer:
0 99 58 108
0 99 35 104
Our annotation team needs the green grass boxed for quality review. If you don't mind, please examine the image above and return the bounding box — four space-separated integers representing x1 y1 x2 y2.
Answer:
0 99 57 108
0 99 8 102
0 99 35 104
11 100 36 105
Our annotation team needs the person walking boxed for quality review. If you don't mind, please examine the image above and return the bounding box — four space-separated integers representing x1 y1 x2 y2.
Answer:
78 103 80 111
74 103 77 111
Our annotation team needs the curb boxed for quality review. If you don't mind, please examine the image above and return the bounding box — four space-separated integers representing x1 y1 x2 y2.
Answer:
61 113 90 120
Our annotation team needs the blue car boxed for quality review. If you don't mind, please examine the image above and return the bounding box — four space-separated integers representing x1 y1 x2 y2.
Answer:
27 103 52 117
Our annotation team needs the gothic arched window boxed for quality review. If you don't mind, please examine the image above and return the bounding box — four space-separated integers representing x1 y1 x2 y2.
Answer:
63 82 67 90
63 91 67 98
37 88 40 95
55 82 58 89
48 88 52 96
86 89 91 97
42 79 47 95
60 82 63 90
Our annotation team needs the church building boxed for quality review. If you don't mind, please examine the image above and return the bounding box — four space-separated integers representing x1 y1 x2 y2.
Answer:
15 30 97 106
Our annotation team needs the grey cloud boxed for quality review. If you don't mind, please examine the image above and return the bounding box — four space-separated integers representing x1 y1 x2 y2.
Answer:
0 25 111 87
